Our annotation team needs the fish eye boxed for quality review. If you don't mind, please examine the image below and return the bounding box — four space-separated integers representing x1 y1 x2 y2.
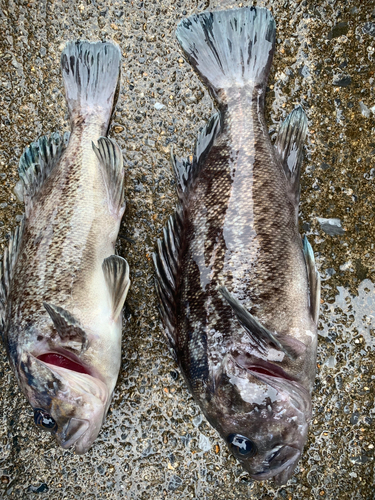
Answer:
34 409 57 432
227 434 256 458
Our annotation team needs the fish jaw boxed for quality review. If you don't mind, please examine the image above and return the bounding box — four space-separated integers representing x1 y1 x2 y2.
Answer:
41 360 109 453
202 354 310 484
249 445 301 483
19 352 109 453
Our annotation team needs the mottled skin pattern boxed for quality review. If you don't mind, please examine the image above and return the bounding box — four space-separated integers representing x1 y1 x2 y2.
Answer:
5 109 124 451
173 85 317 482
8 117 121 379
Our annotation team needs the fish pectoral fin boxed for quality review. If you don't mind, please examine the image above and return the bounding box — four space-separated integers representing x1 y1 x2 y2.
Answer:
102 255 130 321
302 236 321 325
93 137 125 218
274 106 307 207
219 287 298 361
19 132 70 217
43 302 88 352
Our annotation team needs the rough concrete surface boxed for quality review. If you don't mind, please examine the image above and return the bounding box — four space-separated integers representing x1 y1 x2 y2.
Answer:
0 0 374 498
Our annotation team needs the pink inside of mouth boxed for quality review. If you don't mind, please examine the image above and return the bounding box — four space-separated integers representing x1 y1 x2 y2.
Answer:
38 353 90 375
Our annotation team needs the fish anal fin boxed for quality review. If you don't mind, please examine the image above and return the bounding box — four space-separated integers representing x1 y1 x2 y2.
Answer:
93 137 125 218
275 106 307 207
102 255 130 321
303 236 321 325
219 287 298 361
43 302 88 352
18 132 70 217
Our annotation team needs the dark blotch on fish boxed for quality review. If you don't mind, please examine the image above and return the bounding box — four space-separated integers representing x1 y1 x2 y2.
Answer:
154 6 320 486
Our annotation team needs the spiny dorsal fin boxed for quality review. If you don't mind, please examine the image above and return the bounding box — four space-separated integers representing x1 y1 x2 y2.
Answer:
93 137 125 217
18 132 70 216
152 206 183 350
171 113 221 196
43 302 88 352
102 255 130 321
219 287 298 360
275 106 307 207
0 218 25 336
302 236 321 325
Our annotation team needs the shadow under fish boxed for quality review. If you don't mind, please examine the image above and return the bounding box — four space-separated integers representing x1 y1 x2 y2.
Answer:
154 6 320 485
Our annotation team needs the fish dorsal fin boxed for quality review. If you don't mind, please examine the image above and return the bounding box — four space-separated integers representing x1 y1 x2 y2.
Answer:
0 218 25 335
18 132 70 216
219 287 298 360
102 255 130 321
302 236 321 325
43 302 88 352
274 106 307 206
172 113 221 196
93 137 125 218
152 206 184 351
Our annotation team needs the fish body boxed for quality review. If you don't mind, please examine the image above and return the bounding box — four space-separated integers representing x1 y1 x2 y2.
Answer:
154 7 320 484
0 41 130 453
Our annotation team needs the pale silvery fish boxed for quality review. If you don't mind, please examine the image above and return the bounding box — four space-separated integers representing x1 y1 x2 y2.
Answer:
153 7 320 485
0 41 130 454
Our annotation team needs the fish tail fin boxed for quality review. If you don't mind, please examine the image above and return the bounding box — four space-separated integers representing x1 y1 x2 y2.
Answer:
61 41 121 128
176 7 276 103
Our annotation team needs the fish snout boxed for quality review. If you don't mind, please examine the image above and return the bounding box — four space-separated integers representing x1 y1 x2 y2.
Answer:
249 445 301 484
58 418 90 450
56 399 106 454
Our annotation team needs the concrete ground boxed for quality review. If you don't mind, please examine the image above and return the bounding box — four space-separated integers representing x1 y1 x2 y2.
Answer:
0 0 374 498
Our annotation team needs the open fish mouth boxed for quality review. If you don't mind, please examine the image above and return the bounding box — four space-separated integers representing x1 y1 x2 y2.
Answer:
34 352 108 404
238 359 295 382
37 352 91 375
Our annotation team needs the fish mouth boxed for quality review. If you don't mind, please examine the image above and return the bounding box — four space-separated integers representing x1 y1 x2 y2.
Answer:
37 352 91 376
251 445 301 482
246 362 294 381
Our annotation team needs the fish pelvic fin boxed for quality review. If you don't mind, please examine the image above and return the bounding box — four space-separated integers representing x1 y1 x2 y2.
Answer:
172 113 221 197
0 218 25 338
275 106 308 208
152 206 184 351
219 287 298 361
93 137 125 217
102 255 130 321
176 7 276 103
17 132 70 216
61 41 121 129
302 236 321 325
43 302 88 353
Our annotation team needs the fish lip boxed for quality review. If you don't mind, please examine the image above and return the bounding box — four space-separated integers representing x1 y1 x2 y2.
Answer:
250 446 301 480
59 417 90 450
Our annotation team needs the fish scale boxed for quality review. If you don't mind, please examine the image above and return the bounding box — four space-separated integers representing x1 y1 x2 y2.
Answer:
154 6 320 485
0 41 131 454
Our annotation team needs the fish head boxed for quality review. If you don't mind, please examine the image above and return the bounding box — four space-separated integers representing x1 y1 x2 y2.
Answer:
209 354 312 484
18 351 109 454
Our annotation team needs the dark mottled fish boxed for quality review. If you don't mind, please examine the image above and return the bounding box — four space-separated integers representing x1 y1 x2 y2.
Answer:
154 7 320 484
0 41 130 453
